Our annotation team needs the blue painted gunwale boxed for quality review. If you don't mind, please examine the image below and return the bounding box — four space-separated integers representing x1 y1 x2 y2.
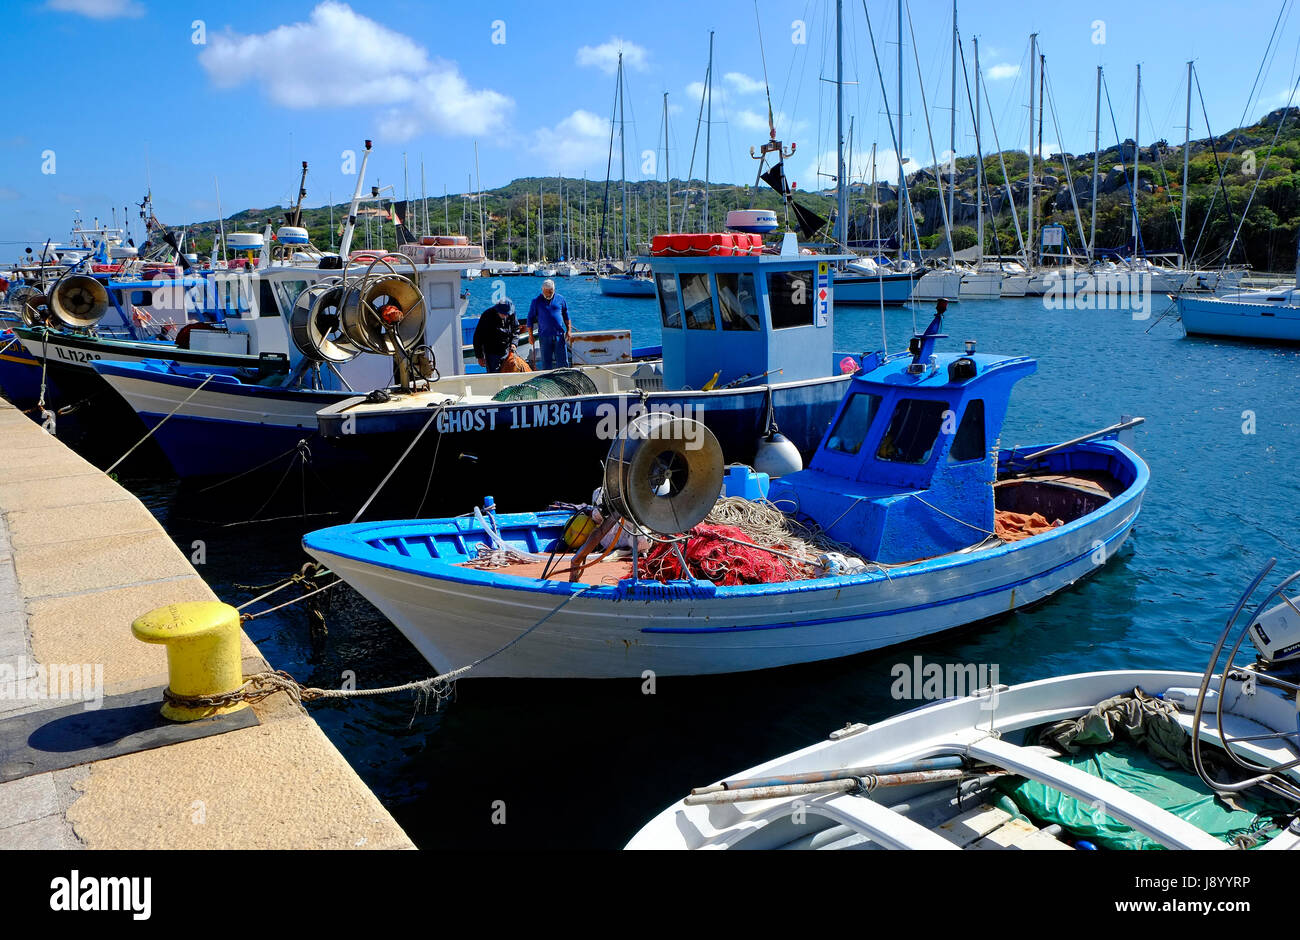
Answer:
302 439 1148 622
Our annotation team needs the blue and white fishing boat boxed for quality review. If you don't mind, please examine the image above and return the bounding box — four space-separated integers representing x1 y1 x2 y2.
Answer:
302 311 1148 679
628 560 1300 850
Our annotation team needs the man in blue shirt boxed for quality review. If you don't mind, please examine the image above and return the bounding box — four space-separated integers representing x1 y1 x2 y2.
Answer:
526 278 571 370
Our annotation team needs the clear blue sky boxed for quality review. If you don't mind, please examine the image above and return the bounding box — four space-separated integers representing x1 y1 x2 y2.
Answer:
3 0 1297 246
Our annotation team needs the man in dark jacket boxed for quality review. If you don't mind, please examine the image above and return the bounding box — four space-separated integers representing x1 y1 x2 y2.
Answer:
473 298 520 372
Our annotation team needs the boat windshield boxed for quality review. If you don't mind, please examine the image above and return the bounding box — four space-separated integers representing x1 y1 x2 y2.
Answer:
656 274 681 328
826 392 882 454
876 398 948 464
717 273 760 331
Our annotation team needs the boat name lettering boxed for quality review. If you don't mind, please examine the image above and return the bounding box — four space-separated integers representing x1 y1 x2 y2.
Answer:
508 402 583 430
53 346 101 364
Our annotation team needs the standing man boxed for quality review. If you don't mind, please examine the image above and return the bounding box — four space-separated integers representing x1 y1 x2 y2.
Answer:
473 297 520 373
526 278 571 370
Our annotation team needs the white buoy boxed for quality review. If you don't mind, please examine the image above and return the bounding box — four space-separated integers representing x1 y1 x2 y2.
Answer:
753 433 803 478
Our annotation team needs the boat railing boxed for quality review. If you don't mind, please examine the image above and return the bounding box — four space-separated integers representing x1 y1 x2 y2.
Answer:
1192 558 1300 804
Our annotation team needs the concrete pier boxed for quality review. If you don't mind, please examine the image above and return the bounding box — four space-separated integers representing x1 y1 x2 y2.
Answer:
0 399 414 849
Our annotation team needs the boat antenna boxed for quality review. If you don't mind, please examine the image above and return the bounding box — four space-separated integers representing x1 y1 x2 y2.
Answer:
214 176 228 266
748 3 797 229
287 161 308 228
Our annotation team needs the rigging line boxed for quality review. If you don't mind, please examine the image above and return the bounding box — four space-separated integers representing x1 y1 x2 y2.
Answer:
1232 0 1291 145
904 0 955 265
956 29 1002 260
105 372 215 475
1224 71 1300 265
1042 63 1093 257
860 0 920 261
679 46 710 231
1101 74 1143 257
350 397 459 524
979 67 1028 262
1189 69 1243 267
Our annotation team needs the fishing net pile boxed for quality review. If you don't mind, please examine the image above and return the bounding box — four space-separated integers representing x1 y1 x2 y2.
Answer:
491 369 597 402
994 510 1064 542
637 497 867 586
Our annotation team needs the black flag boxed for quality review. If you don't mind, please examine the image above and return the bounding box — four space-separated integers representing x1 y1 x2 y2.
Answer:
791 201 828 239
760 162 790 196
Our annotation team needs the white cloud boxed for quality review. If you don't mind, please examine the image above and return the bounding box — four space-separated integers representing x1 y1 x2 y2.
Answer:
530 110 614 173
198 2 511 138
986 63 1020 81
724 72 766 95
377 67 512 141
575 38 649 75
735 109 805 137
46 0 143 18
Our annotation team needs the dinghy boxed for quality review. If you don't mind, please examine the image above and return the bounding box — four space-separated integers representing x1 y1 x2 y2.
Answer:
303 309 1148 679
627 560 1300 850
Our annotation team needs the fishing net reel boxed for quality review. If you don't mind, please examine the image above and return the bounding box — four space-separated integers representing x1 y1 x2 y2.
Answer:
9 285 49 327
289 280 362 364
49 274 110 330
602 412 723 536
337 254 426 359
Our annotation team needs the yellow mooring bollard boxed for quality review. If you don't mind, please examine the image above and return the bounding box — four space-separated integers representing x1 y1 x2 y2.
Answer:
131 601 247 722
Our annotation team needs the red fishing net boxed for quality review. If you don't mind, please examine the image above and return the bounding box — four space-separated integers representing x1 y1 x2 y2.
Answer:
637 524 807 586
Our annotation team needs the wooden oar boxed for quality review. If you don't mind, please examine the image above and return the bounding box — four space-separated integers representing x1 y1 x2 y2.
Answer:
1006 416 1145 469
685 767 1009 806
691 755 971 795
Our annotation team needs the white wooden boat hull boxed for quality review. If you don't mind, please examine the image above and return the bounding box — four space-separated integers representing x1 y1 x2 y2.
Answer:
306 476 1143 679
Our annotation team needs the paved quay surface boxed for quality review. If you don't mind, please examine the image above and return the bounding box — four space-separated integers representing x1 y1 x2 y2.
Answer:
0 399 414 849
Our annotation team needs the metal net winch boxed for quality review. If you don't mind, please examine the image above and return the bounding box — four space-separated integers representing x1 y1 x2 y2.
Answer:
290 254 427 369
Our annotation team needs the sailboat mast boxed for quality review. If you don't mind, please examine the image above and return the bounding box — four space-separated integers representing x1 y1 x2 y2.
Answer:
1134 63 1141 258
948 0 957 233
1027 33 1037 268
897 0 905 254
1181 60 1192 259
835 0 846 250
1091 66 1101 260
704 31 714 233
474 142 485 252
974 36 983 262
664 92 671 233
619 52 629 258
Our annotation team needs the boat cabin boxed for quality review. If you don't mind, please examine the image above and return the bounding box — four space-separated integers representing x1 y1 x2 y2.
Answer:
768 313 1037 563
647 235 852 390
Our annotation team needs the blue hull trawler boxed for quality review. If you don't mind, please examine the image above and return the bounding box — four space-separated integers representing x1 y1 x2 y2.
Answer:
302 310 1149 679
306 230 856 503
94 217 861 516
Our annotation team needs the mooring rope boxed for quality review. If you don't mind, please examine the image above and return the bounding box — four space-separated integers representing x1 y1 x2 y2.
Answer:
173 585 595 718
105 372 215 474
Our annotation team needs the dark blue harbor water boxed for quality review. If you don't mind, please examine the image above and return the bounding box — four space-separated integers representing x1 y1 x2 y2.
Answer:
125 277 1300 849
